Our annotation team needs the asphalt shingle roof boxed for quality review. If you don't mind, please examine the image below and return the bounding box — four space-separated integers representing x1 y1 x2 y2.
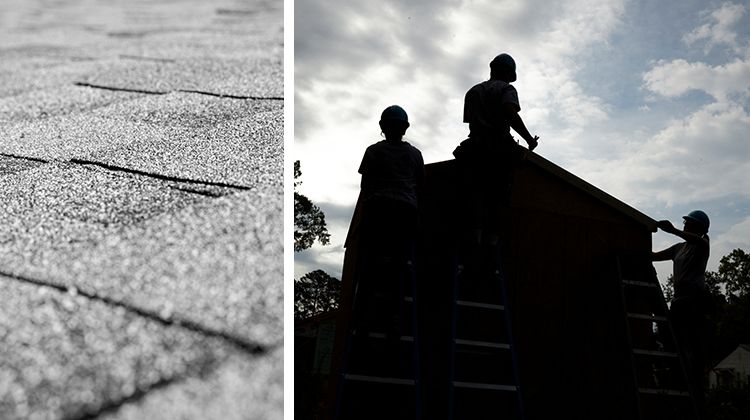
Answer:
0 0 283 418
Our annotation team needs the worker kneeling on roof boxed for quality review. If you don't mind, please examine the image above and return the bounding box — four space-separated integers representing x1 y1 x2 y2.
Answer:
454 53 540 265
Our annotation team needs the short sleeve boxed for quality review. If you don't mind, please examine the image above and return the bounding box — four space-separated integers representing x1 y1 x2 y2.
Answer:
663 243 682 260
358 147 372 175
502 85 520 112
416 149 425 184
463 86 479 123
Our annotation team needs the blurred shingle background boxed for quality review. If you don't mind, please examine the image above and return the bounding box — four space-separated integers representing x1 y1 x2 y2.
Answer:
0 1 283 418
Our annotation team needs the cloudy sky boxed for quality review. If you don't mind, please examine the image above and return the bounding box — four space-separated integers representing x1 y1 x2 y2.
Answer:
294 0 750 284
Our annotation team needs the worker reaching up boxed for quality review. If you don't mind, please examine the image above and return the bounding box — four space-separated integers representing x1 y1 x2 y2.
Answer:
454 53 539 267
652 210 712 418
354 105 424 372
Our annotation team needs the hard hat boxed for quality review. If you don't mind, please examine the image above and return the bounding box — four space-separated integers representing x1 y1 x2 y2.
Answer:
490 53 517 82
683 210 710 232
380 105 410 127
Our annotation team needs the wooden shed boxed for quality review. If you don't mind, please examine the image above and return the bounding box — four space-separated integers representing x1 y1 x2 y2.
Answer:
329 146 697 420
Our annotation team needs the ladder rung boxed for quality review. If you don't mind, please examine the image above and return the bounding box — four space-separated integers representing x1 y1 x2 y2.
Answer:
456 300 505 310
627 313 668 322
344 374 415 386
638 387 690 397
360 332 414 342
453 381 517 391
633 349 679 358
454 339 510 349
372 293 414 302
622 280 659 288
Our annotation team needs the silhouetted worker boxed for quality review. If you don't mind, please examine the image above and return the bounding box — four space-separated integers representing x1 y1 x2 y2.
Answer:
652 210 711 418
354 105 424 374
454 53 539 265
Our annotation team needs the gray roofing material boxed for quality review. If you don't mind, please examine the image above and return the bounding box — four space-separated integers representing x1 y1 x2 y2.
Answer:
0 0 282 418
0 277 235 419
97 349 283 420
1 92 282 187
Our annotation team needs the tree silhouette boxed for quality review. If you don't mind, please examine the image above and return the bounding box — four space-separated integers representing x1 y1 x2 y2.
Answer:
719 249 750 299
294 160 330 252
294 161 339 319
295 270 341 320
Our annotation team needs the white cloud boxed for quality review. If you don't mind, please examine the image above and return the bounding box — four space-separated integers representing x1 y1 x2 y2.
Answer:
295 0 750 291
294 0 636 276
683 2 747 53
573 8 750 209
296 0 628 176
713 215 750 251
643 58 750 102
570 100 750 208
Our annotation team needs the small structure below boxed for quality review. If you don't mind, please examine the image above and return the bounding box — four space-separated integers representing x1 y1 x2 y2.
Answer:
710 344 750 388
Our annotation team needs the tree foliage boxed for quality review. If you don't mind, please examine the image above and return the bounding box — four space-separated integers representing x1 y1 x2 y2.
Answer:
719 249 750 299
294 160 330 252
293 161 339 320
295 270 341 320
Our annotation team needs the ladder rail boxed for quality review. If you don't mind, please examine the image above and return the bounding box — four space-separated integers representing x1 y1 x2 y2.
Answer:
448 248 524 420
447 257 460 420
616 255 700 420
645 262 701 419
333 252 422 420
409 259 423 420
498 256 525 420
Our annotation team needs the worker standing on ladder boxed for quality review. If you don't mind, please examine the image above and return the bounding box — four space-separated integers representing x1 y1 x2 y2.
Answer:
454 53 539 268
354 105 425 373
652 210 711 418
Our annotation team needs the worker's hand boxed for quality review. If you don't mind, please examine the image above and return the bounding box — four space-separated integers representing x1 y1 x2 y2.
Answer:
527 135 539 151
657 220 676 232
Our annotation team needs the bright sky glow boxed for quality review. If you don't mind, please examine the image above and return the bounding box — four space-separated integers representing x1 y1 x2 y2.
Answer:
295 0 750 284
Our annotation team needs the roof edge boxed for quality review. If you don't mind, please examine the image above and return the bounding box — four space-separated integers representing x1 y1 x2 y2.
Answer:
427 150 658 232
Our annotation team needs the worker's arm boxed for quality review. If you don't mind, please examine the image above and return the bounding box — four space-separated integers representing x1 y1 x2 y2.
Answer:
504 104 539 151
657 220 709 246
652 248 673 261
652 241 680 261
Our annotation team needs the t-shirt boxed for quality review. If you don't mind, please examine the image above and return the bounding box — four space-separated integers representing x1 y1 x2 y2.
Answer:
358 139 424 208
664 238 710 298
463 79 520 139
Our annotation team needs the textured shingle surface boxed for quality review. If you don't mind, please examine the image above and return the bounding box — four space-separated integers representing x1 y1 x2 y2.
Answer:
0 0 283 418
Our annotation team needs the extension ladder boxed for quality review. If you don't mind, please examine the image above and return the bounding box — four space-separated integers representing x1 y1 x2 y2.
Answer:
334 257 421 420
448 245 524 419
616 255 699 420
